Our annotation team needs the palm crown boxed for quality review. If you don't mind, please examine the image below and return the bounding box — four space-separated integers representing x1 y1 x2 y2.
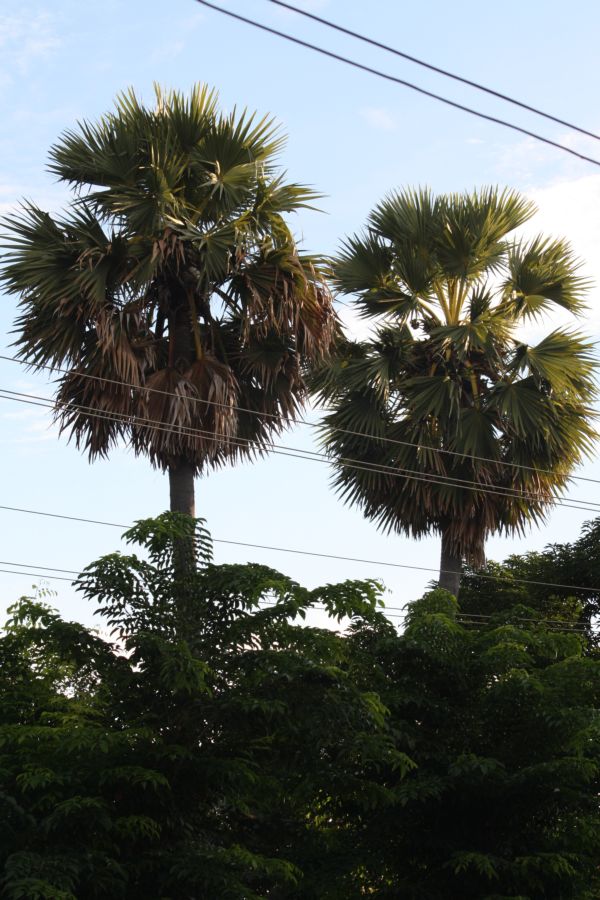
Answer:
313 188 597 591
1 85 335 511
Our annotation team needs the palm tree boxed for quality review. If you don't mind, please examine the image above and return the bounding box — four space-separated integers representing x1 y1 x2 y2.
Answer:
312 188 596 596
1 85 335 517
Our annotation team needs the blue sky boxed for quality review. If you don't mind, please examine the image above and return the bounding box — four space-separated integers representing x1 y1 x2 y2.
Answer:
2 0 600 626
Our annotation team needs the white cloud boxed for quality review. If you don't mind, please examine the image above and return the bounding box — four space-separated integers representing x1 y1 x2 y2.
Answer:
1 408 43 421
0 405 58 444
360 106 398 132
181 8 206 28
294 0 331 9
0 181 70 218
0 373 58 445
527 174 600 267
495 136 553 183
514 174 600 342
0 10 61 80
493 119 600 187
0 183 37 216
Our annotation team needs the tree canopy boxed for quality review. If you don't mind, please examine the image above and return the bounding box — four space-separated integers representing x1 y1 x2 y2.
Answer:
0 85 335 515
2 515 599 898
0 514 389 899
343 589 600 898
312 187 596 594
458 515 600 644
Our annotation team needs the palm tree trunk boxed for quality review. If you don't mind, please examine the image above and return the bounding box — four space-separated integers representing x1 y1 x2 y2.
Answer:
167 284 198 579
439 528 462 597
169 460 197 593
167 279 197 520
169 461 196 516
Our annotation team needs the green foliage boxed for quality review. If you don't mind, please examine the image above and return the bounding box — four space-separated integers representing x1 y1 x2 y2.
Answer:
0 514 390 899
459 514 600 643
313 187 597 568
2 515 599 898
1 85 335 475
341 590 600 899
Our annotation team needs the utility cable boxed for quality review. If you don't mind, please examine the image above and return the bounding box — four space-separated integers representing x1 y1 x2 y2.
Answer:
2 387 600 513
1 502 600 594
195 0 600 168
0 560 78 574
0 563 597 637
2 376 600 510
2 388 599 514
0 558 592 632
2 352 598 487
0 567 73 583
266 0 600 143
0 562 589 632
0 555 595 626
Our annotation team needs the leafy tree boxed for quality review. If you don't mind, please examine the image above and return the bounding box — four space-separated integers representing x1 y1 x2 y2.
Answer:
0 85 335 516
312 187 596 594
458 515 600 643
0 514 393 899
2 515 599 898
342 589 600 898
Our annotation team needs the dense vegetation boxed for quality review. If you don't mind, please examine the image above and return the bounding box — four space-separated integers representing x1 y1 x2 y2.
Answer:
2 515 599 899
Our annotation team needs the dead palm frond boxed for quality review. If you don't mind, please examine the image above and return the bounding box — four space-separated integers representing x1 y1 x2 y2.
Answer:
1 85 336 513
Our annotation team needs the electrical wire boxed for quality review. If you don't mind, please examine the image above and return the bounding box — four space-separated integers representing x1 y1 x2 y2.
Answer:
0 555 594 628
0 560 586 632
0 558 593 632
195 0 600 168
2 387 600 514
3 362 600 511
1 501 600 594
0 566 72 583
0 560 77 574
2 352 598 488
265 0 600 143
451 609 589 629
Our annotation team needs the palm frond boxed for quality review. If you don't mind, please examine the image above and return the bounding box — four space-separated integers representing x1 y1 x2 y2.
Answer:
502 236 590 318
1 85 336 476
368 187 437 247
319 186 596 563
513 330 597 399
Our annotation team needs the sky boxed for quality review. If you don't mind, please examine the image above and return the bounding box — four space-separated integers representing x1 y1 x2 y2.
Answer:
2 0 600 628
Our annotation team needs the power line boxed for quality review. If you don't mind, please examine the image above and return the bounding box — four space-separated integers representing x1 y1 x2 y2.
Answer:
0 501 599 594
2 387 600 514
0 560 77 574
0 562 589 632
2 352 598 488
195 0 600 168
454 611 579 627
0 566 72 583
0 557 592 633
266 0 600 143
3 386 600 514
266 592 591 631
0 352 280 422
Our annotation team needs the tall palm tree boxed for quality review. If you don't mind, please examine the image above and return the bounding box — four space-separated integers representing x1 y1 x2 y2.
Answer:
1 85 335 516
312 188 596 596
